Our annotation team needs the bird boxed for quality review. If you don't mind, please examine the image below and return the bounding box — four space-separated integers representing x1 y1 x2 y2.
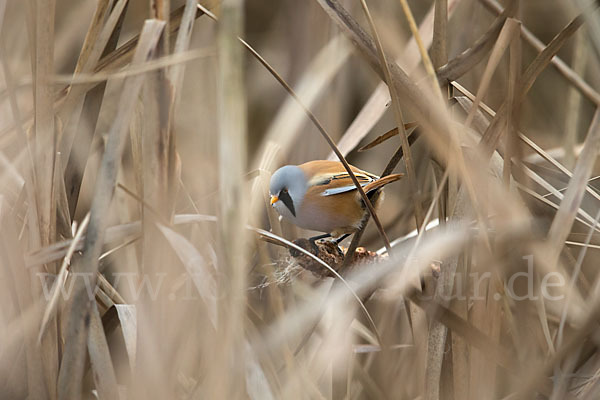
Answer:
269 160 403 247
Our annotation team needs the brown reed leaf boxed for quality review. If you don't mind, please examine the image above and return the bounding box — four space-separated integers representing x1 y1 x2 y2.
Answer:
357 122 418 151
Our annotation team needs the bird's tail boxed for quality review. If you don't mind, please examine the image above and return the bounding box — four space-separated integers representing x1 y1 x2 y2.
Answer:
363 173 404 194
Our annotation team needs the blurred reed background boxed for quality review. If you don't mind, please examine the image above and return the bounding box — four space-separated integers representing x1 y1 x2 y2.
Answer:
2 0 600 398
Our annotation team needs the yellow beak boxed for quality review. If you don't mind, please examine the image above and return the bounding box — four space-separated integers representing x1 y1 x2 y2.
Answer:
270 195 279 205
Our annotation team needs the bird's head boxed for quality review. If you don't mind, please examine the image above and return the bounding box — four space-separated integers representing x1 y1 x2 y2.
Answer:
269 165 307 218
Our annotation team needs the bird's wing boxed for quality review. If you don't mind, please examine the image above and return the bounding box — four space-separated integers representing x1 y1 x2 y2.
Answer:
319 173 404 197
314 172 375 196
299 160 384 196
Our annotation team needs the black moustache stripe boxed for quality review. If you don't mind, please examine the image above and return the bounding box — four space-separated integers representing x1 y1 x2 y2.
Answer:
279 190 296 217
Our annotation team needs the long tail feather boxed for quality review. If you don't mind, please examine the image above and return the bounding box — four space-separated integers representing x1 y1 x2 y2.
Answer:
363 173 404 194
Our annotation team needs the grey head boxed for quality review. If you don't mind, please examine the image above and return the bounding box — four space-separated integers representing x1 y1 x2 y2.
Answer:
269 165 307 219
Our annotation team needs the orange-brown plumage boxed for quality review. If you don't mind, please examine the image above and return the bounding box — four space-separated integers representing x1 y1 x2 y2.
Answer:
269 160 403 237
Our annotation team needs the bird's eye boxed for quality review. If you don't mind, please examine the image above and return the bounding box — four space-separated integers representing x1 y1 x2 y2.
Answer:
281 188 288 194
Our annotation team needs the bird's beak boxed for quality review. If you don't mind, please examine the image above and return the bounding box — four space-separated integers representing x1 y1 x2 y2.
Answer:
270 195 279 205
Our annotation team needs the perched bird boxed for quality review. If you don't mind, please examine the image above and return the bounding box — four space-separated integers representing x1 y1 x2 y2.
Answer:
269 160 403 244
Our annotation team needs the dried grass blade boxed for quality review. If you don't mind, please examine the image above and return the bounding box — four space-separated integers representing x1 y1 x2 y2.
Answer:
157 223 217 327
101 304 137 371
63 1 129 218
40 4 206 112
87 302 119 400
436 0 516 83
398 0 444 100
563 29 588 168
503 20 522 185
169 0 199 105
431 0 448 69
33 0 57 252
525 163 600 233
518 14 586 100
116 304 136 371
464 18 520 129
358 123 418 152
516 183 600 234
546 109 600 269
69 0 111 76
37 213 90 344
58 0 129 160
31 0 60 396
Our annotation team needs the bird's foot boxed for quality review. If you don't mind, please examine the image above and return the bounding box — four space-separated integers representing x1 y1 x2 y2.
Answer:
333 234 351 256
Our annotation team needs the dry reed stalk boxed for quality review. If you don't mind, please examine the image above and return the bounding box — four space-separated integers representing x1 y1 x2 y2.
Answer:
133 1 179 395
57 20 165 400
426 2 451 396
563 29 588 168
210 0 248 397
30 1 60 397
